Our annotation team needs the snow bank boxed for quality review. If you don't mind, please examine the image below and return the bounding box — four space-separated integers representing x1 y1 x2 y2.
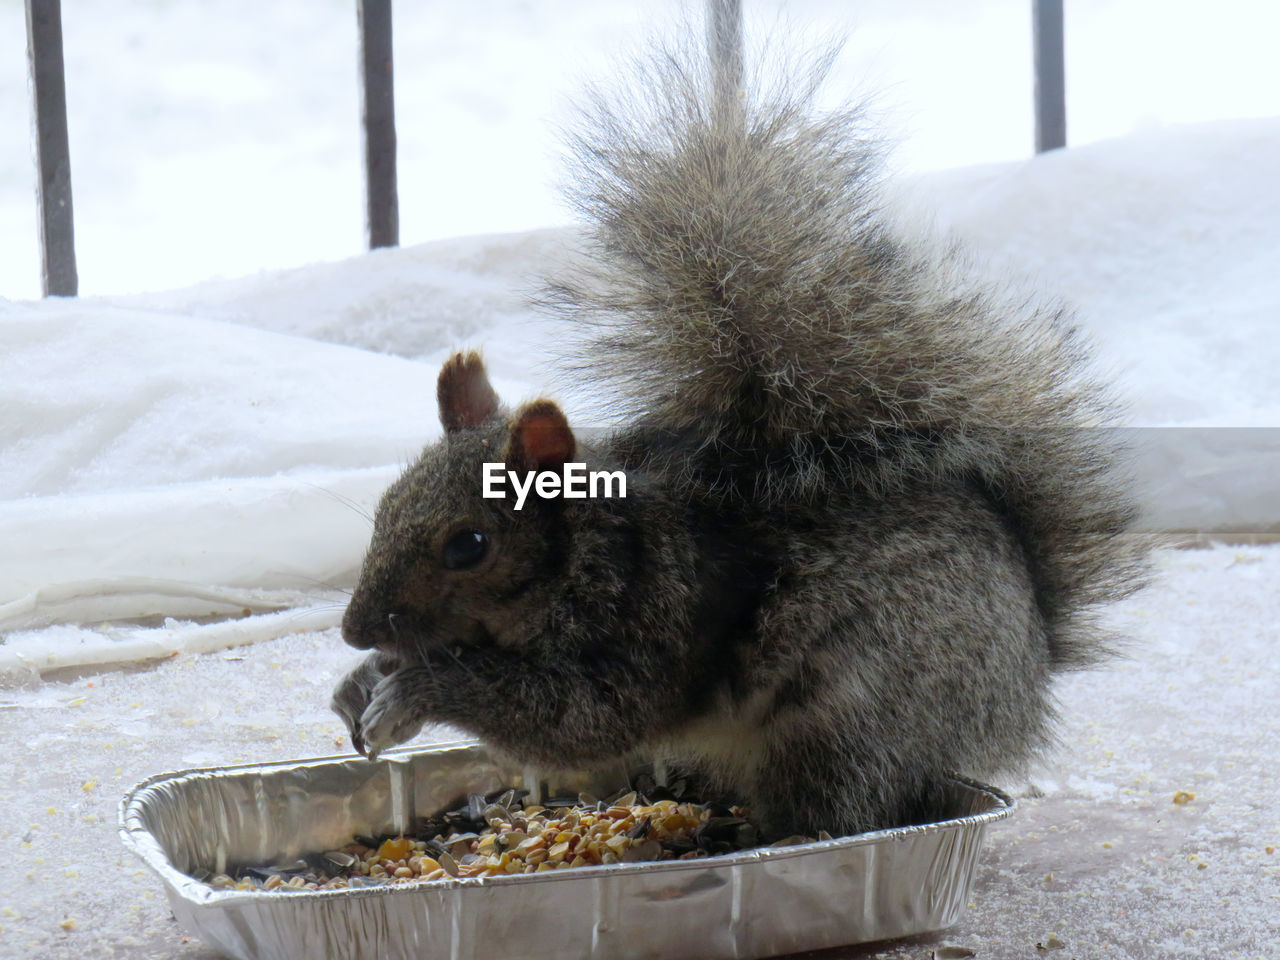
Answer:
0 252 544 668
3 118 1279 676
909 117 1280 541
913 117 1280 429
110 229 572 366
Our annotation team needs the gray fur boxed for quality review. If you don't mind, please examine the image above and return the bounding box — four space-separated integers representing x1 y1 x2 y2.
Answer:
332 30 1146 838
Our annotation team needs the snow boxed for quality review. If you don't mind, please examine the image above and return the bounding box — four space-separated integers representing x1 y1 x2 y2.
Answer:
5 116 1278 673
1 0 1279 956
0 229 580 669
908 118 1280 429
1 546 1276 959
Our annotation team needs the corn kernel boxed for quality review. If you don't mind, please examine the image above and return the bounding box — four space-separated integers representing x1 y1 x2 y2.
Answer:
376 837 412 861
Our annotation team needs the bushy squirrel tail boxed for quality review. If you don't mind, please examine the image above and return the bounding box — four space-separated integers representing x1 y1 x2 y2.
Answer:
544 19 1146 669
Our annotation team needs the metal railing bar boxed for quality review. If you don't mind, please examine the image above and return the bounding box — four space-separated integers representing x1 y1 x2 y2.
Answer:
25 0 79 297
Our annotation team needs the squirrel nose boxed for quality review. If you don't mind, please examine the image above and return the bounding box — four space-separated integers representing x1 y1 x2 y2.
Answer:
341 602 423 653
340 600 383 650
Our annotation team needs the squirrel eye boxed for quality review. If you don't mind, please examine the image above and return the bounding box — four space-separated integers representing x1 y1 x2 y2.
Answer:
442 530 488 570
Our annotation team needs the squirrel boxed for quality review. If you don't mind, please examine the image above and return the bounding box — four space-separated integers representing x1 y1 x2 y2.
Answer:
330 18 1146 839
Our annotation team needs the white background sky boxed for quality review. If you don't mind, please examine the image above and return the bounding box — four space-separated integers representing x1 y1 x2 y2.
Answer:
3 0 1280 300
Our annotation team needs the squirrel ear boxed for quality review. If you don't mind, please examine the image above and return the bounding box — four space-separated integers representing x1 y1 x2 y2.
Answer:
506 400 576 472
437 350 500 433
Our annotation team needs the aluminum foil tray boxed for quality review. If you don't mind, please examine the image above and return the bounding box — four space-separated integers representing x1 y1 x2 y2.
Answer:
119 740 1013 960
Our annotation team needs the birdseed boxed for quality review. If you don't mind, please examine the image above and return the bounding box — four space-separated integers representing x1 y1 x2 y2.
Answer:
209 784 809 892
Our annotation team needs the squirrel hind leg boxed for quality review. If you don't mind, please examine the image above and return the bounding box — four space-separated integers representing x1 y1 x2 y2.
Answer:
746 732 904 838
737 486 1056 836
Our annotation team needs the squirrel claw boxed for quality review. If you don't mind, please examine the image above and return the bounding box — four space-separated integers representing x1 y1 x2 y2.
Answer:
359 677 427 761
330 651 400 758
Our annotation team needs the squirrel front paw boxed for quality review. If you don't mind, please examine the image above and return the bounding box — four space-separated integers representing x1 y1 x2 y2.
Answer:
330 651 400 756
358 669 432 761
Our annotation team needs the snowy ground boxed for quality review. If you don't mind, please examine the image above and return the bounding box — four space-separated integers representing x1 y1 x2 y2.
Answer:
3 0 1279 957
1 544 1276 959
